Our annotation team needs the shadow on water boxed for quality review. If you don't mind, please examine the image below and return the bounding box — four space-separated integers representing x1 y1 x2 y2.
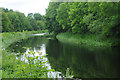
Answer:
7 36 120 78
7 36 48 53
46 39 120 78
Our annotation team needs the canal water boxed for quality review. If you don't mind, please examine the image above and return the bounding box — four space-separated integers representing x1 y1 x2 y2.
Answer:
7 34 120 78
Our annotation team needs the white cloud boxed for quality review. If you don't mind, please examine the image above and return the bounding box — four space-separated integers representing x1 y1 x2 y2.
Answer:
0 0 51 16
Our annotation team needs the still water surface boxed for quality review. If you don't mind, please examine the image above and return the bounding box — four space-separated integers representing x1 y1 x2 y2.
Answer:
7 35 120 78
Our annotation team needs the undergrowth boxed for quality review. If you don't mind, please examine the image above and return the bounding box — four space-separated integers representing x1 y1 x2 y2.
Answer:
2 50 55 78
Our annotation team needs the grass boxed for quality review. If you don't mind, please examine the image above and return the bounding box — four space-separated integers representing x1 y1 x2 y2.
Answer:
1 30 48 49
56 32 112 47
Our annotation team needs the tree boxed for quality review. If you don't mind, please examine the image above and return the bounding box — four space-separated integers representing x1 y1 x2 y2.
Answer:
68 2 88 33
45 2 63 34
33 13 43 21
27 15 37 31
15 12 32 31
27 13 33 17
7 11 32 32
36 20 45 30
2 11 11 32
85 2 120 37
56 3 71 32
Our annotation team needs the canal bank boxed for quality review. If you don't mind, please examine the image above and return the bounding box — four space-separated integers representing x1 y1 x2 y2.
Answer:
56 32 119 47
1 30 48 49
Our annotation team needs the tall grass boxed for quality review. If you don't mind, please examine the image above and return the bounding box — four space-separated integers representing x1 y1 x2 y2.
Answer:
56 32 112 47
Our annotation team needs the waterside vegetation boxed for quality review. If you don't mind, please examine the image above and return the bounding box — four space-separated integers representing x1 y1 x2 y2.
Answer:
45 2 120 47
1 30 47 49
56 32 118 47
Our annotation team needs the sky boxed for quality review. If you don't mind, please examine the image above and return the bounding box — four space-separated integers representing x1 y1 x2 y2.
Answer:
0 0 51 16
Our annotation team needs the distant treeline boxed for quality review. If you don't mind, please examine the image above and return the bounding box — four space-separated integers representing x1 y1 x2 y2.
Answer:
45 2 120 39
1 8 45 32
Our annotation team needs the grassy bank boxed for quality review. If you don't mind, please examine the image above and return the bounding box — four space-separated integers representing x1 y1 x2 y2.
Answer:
56 32 112 47
1 30 48 49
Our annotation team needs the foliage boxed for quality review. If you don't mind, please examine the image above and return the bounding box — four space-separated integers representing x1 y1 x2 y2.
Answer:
45 2 63 34
2 50 55 78
27 13 45 31
46 2 120 46
68 2 88 33
56 3 71 32
2 11 11 32
34 13 43 21
1 8 46 32
3 10 32 32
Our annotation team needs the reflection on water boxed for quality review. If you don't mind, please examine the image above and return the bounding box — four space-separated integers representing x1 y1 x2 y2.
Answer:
46 40 120 78
7 36 62 78
22 44 62 78
7 36 120 78
20 44 46 62
31 33 47 36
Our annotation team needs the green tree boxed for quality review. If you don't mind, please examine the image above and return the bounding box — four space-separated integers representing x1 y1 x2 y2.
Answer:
36 20 45 30
28 13 33 17
7 11 32 32
45 2 63 34
2 11 11 32
16 12 32 31
85 2 120 37
69 2 88 33
27 15 37 31
56 3 71 32
33 13 43 21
